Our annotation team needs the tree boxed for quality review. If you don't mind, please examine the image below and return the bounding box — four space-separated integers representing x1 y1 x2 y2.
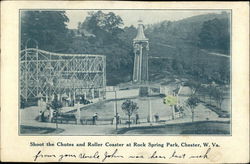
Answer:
163 95 177 120
186 95 199 122
207 83 218 106
187 80 201 95
75 11 135 85
198 18 230 54
121 100 139 128
199 85 208 102
80 11 124 44
212 87 224 110
21 11 71 52
118 25 137 48
218 60 230 84
172 58 184 75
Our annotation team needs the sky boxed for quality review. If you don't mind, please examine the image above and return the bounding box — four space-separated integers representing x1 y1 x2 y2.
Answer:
65 10 224 29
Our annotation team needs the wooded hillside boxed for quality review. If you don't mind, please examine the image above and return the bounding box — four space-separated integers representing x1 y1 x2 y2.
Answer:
21 11 230 86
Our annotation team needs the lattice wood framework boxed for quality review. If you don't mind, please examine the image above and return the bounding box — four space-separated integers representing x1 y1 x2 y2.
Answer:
20 48 106 100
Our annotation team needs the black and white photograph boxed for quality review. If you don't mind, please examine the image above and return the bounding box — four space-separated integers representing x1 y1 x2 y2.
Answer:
19 9 231 135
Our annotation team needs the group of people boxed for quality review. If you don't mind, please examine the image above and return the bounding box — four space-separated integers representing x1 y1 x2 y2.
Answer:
91 112 142 125
112 113 140 125
38 105 51 122
39 108 142 125
147 113 160 123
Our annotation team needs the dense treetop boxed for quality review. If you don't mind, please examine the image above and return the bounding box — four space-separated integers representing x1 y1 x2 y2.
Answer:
21 11 72 52
21 10 230 85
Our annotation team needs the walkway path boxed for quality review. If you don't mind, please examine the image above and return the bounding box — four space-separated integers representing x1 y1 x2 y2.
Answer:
20 86 229 135
20 103 229 135
200 49 230 58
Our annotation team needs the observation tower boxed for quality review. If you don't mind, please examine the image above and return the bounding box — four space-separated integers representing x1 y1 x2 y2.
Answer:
133 20 149 84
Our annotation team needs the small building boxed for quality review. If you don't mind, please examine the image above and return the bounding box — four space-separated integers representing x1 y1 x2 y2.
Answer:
70 29 96 38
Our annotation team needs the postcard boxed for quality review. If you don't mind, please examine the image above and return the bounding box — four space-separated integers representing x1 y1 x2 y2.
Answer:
1 1 249 163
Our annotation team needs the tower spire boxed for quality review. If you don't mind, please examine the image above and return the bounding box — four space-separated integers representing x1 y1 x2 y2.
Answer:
133 20 148 42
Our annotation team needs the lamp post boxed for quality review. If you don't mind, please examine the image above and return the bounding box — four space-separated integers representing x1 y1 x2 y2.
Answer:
115 90 118 131
105 89 118 131
45 62 54 122
147 98 152 123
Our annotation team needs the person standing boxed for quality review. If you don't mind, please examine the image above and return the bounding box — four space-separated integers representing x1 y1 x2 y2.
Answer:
135 113 139 124
154 113 159 122
116 113 120 124
92 113 98 125
38 111 42 122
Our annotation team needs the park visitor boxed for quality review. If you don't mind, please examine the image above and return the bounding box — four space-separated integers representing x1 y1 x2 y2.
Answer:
92 113 98 125
135 113 139 124
154 113 159 122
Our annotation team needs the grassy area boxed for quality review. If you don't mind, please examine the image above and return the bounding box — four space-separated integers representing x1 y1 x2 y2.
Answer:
202 102 230 118
117 121 230 135
20 125 64 134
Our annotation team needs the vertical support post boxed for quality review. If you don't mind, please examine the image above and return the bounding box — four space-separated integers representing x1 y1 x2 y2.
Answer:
146 42 149 82
73 90 76 105
98 89 101 98
84 91 86 100
37 97 40 107
49 106 53 122
139 44 143 82
177 85 182 106
41 99 45 111
49 53 52 102
137 52 140 82
77 102 81 124
148 99 152 123
172 105 175 120
103 56 106 91
133 45 138 82
57 94 60 101
25 50 28 101
115 91 118 131
92 88 95 99
69 92 71 105
113 101 116 125
36 48 39 98
37 98 41 116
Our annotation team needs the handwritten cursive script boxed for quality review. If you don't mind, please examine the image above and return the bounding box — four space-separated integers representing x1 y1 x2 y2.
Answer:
33 148 212 162
189 148 211 159
79 151 100 159
102 149 124 162
33 151 56 161
169 150 186 159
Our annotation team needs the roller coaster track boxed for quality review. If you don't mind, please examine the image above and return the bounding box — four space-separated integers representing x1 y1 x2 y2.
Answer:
20 48 106 100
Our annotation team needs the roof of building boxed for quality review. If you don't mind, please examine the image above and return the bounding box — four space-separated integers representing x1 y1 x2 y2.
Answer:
133 20 148 42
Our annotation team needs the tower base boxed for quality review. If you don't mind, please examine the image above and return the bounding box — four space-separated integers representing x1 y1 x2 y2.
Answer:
139 86 149 97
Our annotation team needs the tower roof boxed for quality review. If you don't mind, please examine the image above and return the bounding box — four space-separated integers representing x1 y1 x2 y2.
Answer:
133 20 148 42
